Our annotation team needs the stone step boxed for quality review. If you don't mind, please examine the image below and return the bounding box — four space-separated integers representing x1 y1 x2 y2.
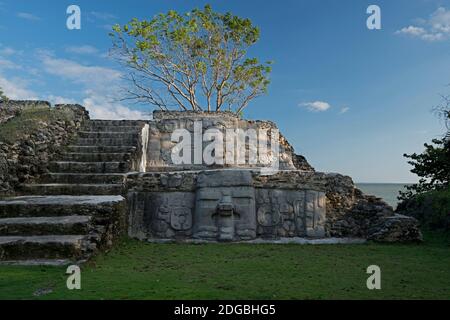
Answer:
84 120 145 127
49 161 130 173
41 173 126 184
21 184 123 196
77 131 140 139
60 152 132 162
0 216 92 236
0 259 72 266
76 137 139 146
81 125 143 133
0 235 89 260
66 145 137 153
0 195 125 218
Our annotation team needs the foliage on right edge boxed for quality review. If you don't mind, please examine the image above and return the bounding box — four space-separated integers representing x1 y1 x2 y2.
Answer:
399 95 450 201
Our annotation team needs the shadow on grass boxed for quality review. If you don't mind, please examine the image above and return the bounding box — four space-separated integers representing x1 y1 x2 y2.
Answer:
0 231 449 300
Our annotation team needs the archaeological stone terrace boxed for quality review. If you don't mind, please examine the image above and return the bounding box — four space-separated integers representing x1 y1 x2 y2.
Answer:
0 101 422 264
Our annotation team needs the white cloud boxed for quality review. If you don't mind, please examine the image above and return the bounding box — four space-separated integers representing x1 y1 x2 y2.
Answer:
430 7 450 33
396 26 426 36
39 53 121 88
340 106 350 114
82 92 148 120
299 101 331 112
38 53 147 120
44 92 148 120
396 7 450 42
0 57 20 70
45 95 77 105
0 46 21 70
0 49 148 120
66 45 99 55
17 12 41 21
421 32 444 41
0 74 38 100
0 47 16 56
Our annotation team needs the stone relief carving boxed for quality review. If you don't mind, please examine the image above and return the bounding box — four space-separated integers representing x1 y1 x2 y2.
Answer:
304 191 326 237
254 189 326 238
170 207 192 231
193 171 256 241
128 170 327 241
145 192 195 238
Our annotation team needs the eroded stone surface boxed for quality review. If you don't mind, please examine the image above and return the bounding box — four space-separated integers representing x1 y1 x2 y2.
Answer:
0 195 124 206
145 111 306 172
194 170 256 241
127 165 421 243
127 170 330 241
368 214 423 242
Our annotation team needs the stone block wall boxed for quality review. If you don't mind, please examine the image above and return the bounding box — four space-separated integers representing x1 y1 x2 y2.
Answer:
126 169 421 242
145 110 311 172
126 169 328 241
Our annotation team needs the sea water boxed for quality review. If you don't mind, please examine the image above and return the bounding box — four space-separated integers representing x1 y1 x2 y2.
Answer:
355 183 412 209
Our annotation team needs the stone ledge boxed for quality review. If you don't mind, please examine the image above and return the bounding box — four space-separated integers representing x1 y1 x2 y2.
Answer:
153 110 239 120
126 169 326 192
146 237 367 245
0 195 125 206
0 259 73 266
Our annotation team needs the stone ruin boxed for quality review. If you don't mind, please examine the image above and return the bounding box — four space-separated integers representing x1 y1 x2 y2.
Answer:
127 111 421 243
0 102 422 264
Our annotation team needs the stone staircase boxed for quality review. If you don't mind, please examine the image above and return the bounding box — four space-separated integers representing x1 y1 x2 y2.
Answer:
0 120 145 265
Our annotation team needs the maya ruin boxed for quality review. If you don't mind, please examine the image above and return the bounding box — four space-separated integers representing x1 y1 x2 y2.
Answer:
1 0 449 304
0 101 422 264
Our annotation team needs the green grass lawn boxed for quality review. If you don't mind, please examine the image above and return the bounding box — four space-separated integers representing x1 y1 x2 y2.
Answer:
0 233 449 300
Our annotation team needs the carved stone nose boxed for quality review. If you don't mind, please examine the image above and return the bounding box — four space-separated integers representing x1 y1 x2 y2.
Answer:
215 195 235 241
217 195 234 214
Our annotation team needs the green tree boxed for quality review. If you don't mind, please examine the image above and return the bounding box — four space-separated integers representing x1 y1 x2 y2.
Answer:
399 96 450 200
0 86 8 102
110 4 271 113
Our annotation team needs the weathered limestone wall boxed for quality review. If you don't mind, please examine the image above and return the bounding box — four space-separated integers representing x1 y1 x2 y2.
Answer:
0 102 89 195
126 170 328 241
126 169 421 242
145 111 311 172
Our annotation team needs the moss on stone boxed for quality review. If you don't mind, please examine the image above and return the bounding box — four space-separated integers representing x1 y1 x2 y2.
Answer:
0 105 76 144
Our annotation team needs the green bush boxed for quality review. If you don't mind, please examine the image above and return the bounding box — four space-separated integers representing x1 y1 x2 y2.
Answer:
398 187 450 232
0 86 8 102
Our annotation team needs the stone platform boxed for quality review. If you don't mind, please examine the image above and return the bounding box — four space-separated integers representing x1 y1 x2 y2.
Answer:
0 109 422 264
127 169 329 241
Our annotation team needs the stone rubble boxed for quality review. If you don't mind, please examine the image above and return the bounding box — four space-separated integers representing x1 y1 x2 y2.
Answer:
0 102 89 194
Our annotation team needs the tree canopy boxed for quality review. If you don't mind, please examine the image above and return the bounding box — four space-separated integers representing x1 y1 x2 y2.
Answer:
399 95 450 200
110 5 272 113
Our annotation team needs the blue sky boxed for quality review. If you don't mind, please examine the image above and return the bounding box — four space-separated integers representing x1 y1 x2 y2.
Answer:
0 0 449 183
